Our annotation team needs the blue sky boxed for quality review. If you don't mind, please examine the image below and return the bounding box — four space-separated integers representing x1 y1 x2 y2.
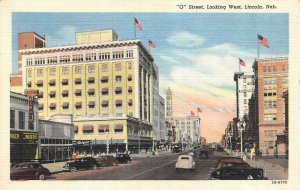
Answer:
12 13 288 141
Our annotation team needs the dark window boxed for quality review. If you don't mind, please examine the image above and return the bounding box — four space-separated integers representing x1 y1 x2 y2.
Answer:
19 111 25 129
10 110 15 128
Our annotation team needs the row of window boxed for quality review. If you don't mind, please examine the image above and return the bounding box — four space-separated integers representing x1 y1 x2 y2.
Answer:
264 113 277 122
29 63 133 77
263 89 277 97
40 100 133 111
263 65 288 72
10 110 34 130
26 50 134 66
28 75 132 88
36 87 133 99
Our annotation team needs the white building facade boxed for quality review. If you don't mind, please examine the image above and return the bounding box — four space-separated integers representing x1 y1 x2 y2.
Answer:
172 116 200 145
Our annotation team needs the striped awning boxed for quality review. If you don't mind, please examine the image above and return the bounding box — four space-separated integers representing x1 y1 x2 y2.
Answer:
62 102 69 107
61 79 68 83
114 124 123 130
88 88 95 93
82 125 93 131
98 125 109 130
36 80 43 85
75 102 82 106
88 101 95 106
49 103 56 108
48 79 55 85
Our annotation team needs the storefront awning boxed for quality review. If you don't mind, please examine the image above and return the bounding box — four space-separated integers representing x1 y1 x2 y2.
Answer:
115 100 122 104
36 80 43 85
61 79 68 83
88 101 95 106
98 125 109 130
114 124 123 130
101 76 108 80
62 102 69 107
88 88 95 93
88 77 95 82
75 102 82 106
62 90 68 95
49 103 56 108
101 100 108 105
48 79 55 85
83 125 94 131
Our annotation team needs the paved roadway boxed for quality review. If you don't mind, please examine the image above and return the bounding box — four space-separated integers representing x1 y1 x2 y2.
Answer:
50 150 226 180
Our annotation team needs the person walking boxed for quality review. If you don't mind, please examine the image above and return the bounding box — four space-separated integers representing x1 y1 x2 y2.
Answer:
251 147 255 160
73 152 77 161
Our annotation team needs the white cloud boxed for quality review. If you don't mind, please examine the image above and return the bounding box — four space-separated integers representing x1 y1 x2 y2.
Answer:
166 31 205 48
46 25 77 47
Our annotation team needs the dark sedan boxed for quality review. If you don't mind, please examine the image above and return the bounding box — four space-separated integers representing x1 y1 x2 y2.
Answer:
96 155 118 167
11 162 51 180
63 157 101 172
115 153 132 164
210 166 265 180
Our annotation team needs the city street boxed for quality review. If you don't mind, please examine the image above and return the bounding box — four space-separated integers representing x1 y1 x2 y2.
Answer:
50 150 225 180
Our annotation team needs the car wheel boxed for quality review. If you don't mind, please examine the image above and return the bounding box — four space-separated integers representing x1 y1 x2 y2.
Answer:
70 167 77 172
38 173 45 180
92 165 97 170
247 175 254 180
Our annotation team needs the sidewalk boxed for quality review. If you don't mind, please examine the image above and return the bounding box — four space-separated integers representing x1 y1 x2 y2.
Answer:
224 149 288 180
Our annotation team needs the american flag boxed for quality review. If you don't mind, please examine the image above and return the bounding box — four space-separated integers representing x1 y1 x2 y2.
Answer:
149 40 156 48
258 34 270 48
239 58 246 66
134 18 142 31
191 111 195 116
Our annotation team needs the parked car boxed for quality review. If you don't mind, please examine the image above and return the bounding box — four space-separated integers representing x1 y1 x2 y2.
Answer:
10 162 51 180
199 149 209 158
175 155 195 171
210 166 265 180
115 153 132 164
63 157 101 172
172 147 182 153
96 155 118 167
215 157 245 169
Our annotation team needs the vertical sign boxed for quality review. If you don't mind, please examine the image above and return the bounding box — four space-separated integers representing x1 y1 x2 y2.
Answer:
24 89 38 127
172 126 176 142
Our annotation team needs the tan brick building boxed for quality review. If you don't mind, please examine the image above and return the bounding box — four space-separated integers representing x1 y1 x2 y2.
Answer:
253 57 288 156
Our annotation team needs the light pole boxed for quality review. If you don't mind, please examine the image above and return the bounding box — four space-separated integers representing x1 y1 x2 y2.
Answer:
240 122 245 159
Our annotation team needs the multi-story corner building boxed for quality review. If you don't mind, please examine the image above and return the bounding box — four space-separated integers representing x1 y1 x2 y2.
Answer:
10 91 39 161
253 57 288 156
246 94 259 148
159 95 166 142
19 30 157 154
172 116 200 146
233 72 255 121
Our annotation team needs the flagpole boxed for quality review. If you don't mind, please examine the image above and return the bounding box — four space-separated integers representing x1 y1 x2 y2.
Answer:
134 18 136 39
257 34 260 58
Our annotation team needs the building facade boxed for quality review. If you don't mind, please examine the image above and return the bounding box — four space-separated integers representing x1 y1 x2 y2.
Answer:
233 72 255 121
39 115 74 161
10 91 39 162
19 30 156 153
253 57 288 156
172 116 200 146
152 64 160 141
159 95 166 142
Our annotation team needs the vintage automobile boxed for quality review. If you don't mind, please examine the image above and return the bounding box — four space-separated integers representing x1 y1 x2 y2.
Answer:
215 157 245 169
10 162 51 180
115 153 132 164
175 155 195 171
63 157 101 172
210 166 265 180
96 155 118 167
199 149 209 159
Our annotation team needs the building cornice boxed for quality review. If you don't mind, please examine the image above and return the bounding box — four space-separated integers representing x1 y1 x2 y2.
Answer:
255 57 288 63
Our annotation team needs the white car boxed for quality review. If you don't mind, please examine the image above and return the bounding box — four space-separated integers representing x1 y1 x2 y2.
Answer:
175 155 195 171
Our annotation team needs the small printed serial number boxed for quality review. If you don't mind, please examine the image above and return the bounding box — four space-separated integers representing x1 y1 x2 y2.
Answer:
272 181 287 184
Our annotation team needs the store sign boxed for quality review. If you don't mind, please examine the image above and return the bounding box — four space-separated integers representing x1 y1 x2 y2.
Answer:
72 140 92 146
10 131 38 144
24 89 38 124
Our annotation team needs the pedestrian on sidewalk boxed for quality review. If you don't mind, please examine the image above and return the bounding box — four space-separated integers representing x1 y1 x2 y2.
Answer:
73 152 77 161
251 147 256 160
